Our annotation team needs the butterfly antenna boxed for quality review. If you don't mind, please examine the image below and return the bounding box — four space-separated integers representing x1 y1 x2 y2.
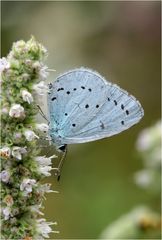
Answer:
48 68 56 72
36 104 50 125
54 146 67 181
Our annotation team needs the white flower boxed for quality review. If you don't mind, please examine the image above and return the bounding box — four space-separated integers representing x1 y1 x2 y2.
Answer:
33 81 48 95
35 155 56 166
9 104 25 118
2 207 12 220
12 146 27 160
0 57 10 72
30 205 44 216
13 40 26 49
36 123 49 133
136 121 161 151
0 147 11 159
39 65 49 79
38 166 53 177
36 218 58 238
38 183 58 194
134 170 153 188
21 89 33 104
24 129 39 141
20 178 36 194
0 170 10 183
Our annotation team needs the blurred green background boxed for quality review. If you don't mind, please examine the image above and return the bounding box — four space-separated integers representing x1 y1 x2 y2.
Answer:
2 1 161 239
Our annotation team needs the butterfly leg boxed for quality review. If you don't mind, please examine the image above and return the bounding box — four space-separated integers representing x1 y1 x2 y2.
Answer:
36 104 50 125
53 146 67 181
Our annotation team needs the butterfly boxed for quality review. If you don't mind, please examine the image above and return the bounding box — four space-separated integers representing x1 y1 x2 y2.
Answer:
47 67 144 178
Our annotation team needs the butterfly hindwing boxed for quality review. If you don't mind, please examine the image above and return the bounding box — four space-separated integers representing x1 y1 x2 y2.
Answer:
48 68 144 145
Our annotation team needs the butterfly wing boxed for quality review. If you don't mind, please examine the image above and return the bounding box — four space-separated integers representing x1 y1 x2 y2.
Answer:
48 68 144 145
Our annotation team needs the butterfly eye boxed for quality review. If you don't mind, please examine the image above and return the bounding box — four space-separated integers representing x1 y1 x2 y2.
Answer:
126 110 129 115
114 100 117 105
121 104 124 110
88 88 92 92
121 121 125 125
48 83 53 89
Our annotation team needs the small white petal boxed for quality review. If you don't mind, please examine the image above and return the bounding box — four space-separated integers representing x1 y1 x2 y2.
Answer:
21 89 33 104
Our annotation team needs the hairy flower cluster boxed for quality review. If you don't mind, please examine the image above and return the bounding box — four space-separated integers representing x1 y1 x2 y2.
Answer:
0 37 58 239
134 121 161 193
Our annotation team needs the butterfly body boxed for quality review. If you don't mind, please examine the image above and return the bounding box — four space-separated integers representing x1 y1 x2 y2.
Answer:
48 67 144 150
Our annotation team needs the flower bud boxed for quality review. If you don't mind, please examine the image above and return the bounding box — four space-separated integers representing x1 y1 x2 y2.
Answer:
0 170 10 183
0 147 11 159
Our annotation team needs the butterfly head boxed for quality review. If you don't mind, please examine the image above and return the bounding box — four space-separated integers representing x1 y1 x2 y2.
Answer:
57 144 67 153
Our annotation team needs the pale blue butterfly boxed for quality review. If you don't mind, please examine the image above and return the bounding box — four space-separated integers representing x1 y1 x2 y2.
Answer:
47 67 144 178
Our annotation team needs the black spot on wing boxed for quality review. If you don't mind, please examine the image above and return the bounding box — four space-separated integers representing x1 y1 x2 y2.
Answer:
51 97 56 101
57 88 64 91
81 86 85 89
126 110 129 115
